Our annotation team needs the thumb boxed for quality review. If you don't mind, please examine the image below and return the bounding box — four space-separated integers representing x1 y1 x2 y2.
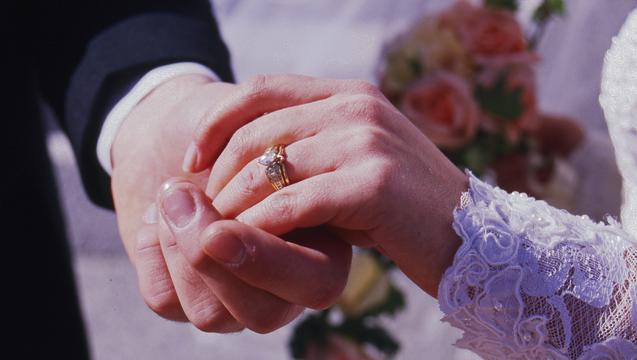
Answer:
157 178 222 265
157 178 303 333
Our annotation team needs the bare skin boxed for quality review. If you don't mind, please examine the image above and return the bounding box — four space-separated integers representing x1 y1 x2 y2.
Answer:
184 74 468 297
111 74 351 333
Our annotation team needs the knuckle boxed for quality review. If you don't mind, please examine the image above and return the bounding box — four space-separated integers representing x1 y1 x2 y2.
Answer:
242 74 269 100
360 96 386 122
351 127 388 156
191 312 226 333
340 94 386 123
248 311 286 334
350 79 382 97
249 320 277 334
186 246 211 272
268 191 295 219
189 299 232 333
163 237 180 253
143 285 180 317
234 164 262 199
225 126 254 160
134 230 160 256
308 284 341 310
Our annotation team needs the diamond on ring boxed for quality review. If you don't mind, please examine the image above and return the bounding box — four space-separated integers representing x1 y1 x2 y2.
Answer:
258 146 284 166
258 145 290 191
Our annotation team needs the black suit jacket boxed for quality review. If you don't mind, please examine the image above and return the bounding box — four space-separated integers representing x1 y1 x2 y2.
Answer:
3 1 232 357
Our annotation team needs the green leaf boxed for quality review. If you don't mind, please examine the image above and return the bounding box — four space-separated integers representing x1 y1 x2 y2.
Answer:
288 310 331 359
485 0 518 11
357 284 406 319
462 145 493 174
337 320 400 357
474 74 524 121
533 0 565 23
407 55 423 78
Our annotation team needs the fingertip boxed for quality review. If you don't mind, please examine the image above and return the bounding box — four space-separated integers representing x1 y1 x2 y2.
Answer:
205 178 217 200
182 143 200 173
200 221 247 265
156 179 221 238
200 219 235 240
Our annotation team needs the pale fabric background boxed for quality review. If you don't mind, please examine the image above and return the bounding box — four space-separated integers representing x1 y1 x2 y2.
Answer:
45 0 636 358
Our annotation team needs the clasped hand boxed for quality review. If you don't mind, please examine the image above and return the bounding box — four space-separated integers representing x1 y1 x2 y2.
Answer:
111 74 468 333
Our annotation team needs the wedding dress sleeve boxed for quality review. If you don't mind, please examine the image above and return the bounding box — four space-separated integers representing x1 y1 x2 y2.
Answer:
439 172 637 359
437 9 637 360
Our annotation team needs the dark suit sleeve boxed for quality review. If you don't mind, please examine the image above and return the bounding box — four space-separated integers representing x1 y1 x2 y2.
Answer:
34 0 234 208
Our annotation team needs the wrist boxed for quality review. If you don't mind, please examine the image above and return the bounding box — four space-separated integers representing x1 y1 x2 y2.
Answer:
428 169 468 294
423 169 469 297
387 165 468 298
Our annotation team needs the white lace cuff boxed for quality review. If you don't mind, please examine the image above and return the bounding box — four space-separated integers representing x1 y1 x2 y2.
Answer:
438 171 637 359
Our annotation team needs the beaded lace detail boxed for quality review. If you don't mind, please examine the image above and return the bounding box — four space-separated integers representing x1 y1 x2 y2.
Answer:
439 173 637 359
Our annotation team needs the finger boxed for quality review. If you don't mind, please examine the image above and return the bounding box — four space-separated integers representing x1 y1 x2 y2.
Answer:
204 97 336 199
183 75 369 173
212 133 344 219
204 91 393 199
200 221 351 309
236 170 375 237
156 180 243 333
159 179 303 333
134 224 187 321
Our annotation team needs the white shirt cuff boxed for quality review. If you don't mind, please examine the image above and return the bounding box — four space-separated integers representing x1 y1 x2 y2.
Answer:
96 62 219 175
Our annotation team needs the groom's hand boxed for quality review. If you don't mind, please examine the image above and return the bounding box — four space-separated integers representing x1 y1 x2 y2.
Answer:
152 179 351 332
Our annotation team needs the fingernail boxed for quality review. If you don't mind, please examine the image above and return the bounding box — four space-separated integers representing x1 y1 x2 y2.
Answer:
142 203 158 224
182 143 199 173
204 231 246 266
161 187 196 228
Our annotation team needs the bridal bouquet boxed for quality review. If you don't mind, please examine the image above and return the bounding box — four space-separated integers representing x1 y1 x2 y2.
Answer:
379 0 583 208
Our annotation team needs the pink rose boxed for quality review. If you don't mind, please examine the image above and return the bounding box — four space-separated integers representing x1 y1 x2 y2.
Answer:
439 1 527 57
477 54 540 142
400 72 479 149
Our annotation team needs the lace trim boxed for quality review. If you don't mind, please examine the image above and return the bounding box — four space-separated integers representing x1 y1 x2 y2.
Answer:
438 171 637 359
459 190 473 210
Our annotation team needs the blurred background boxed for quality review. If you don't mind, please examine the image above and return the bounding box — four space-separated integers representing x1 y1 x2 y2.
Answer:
45 0 636 358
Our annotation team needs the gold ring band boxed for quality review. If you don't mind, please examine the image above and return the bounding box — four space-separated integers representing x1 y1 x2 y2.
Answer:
258 145 290 191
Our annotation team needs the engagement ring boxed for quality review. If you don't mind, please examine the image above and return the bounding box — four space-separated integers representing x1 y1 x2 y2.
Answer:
258 144 290 191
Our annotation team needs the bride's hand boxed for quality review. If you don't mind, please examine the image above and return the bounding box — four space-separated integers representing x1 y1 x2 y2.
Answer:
183 74 469 296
